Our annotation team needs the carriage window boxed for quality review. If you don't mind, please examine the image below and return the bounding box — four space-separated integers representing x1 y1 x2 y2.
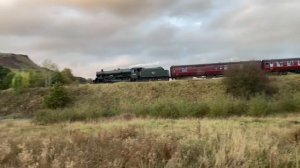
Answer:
298 60 300 66
280 62 284 67
276 62 280 67
287 61 292 66
181 67 188 72
270 63 273 67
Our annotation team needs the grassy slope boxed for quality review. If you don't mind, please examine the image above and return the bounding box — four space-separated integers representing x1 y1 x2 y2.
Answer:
0 79 224 117
0 116 299 167
1 75 300 118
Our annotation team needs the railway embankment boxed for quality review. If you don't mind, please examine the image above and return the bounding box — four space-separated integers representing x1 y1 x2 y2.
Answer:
0 75 300 123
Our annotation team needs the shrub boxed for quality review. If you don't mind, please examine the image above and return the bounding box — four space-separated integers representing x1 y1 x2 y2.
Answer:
44 83 71 109
223 62 276 98
276 94 297 113
187 102 210 118
33 106 121 124
209 97 247 117
247 94 271 116
293 92 300 110
134 99 211 118
150 100 182 118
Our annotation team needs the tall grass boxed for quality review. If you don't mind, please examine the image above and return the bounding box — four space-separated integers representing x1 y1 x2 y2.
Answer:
34 92 300 124
0 118 299 167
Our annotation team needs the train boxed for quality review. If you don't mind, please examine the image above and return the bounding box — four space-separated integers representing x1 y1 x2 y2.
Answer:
94 58 300 83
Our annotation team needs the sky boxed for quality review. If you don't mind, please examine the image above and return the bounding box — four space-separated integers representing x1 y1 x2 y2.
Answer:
0 0 300 78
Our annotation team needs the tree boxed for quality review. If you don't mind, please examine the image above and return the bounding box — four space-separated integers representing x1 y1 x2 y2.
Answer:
44 83 71 109
28 70 45 88
223 62 275 98
42 59 58 71
42 59 59 87
0 66 12 90
11 72 30 92
51 71 64 85
2 72 15 89
11 73 24 92
61 68 75 84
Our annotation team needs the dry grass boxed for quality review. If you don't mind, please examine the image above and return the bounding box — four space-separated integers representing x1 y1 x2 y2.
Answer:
0 115 300 167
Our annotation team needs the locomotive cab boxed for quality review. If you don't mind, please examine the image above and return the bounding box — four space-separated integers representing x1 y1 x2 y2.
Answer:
130 67 143 81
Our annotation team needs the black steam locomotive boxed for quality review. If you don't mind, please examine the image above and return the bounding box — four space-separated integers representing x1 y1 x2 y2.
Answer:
94 67 169 83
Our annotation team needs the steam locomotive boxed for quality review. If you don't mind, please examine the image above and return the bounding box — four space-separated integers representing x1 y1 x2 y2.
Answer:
94 58 300 83
94 67 169 83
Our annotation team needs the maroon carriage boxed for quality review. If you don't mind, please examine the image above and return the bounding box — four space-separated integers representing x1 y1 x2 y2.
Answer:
170 61 260 79
262 58 300 74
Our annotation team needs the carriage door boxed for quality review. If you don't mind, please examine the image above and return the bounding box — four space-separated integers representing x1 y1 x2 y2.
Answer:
269 62 274 70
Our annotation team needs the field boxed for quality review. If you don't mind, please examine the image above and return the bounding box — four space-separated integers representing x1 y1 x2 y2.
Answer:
1 75 300 167
0 116 300 168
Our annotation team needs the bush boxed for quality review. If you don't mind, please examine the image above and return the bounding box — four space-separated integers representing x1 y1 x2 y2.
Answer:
274 92 300 113
187 102 210 117
209 97 247 117
223 62 276 98
33 106 120 124
247 94 271 116
44 83 71 109
150 100 182 118
134 99 210 118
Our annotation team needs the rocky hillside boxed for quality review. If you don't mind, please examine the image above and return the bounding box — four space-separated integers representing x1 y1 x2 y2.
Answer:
0 53 40 70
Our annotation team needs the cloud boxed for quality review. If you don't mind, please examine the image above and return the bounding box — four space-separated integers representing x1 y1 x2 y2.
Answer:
0 0 299 78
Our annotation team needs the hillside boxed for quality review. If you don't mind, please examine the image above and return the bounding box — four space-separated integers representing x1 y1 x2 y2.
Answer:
1 76 300 167
1 74 300 118
0 53 40 70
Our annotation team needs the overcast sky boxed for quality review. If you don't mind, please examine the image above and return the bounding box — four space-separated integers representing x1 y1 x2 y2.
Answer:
0 0 300 78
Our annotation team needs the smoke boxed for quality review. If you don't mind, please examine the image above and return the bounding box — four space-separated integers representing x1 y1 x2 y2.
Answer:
129 61 161 68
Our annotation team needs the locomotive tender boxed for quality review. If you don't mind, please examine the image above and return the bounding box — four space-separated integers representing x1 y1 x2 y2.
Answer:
94 58 300 83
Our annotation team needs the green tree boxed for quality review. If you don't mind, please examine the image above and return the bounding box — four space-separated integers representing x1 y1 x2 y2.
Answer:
44 83 71 109
11 73 24 92
11 71 31 92
51 71 64 85
2 72 15 89
28 70 45 88
61 68 75 84
0 66 12 90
